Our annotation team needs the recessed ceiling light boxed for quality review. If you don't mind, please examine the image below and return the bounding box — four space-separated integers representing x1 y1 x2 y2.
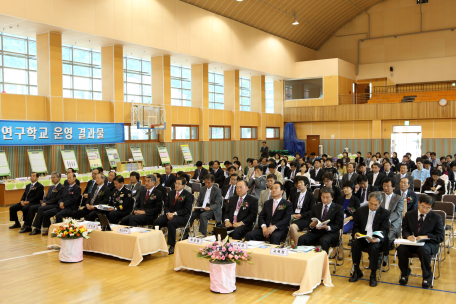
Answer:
236 0 243 2
292 13 299 25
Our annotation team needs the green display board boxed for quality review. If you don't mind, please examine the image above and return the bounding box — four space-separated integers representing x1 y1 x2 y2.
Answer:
157 146 171 164
180 144 193 163
61 149 79 171
130 147 145 165
86 148 102 169
0 151 11 177
105 147 121 168
27 150 48 173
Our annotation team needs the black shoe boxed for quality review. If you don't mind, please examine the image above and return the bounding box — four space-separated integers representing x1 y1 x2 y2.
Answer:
9 223 21 229
168 246 175 255
29 229 41 235
329 255 336 259
348 240 353 246
399 268 411 285
182 230 189 240
19 227 32 233
369 275 378 287
422 277 432 289
349 269 363 282
42 230 49 236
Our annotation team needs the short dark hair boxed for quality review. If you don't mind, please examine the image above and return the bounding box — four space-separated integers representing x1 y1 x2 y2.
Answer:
130 171 140 180
267 173 277 181
67 168 77 173
66 172 75 179
214 160 220 165
295 176 309 186
237 180 248 187
372 163 380 168
114 175 124 184
342 181 355 190
423 160 432 165
357 174 368 183
322 154 328 157
382 177 395 187
320 186 334 198
153 172 160 180
358 163 366 168
447 155 453 159
228 166 236 172
322 172 334 181
262 141 266 144
290 161 298 168
357 151 361 154
383 161 391 166
97 167 103 173
295 152 301 157
419 194 435 207
233 156 238 160
347 163 355 169
268 163 277 169
177 171 189 183
254 165 263 171
274 182 285 191
209 161 214 167
431 169 441 176
400 163 408 169
196 161 203 167
176 176 187 185
384 152 389 155
165 164 173 170
430 152 436 156
311 152 316 156
204 173 215 182
108 171 116 177
230 173 241 181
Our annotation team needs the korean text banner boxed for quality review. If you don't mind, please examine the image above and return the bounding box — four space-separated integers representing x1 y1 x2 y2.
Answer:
0 121 125 146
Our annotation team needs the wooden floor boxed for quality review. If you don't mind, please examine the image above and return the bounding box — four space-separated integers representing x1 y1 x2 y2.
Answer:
1 206 456 304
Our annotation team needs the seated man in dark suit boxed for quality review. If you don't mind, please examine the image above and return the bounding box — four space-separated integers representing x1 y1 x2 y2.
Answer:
153 172 168 202
357 163 368 176
421 169 446 201
120 174 163 226
245 182 293 245
367 163 385 188
382 161 395 179
80 168 100 206
223 166 237 187
41 172 82 235
186 174 223 238
349 191 390 287
317 173 341 203
64 168 81 186
310 159 324 183
105 171 117 195
161 164 176 190
393 177 418 215
354 175 377 207
298 187 344 253
393 164 414 190
9 172 45 230
212 160 225 187
341 163 358 184
192 161 208 182
153 177 193 254
289 176 316 246
397 195 445 288
25 172 64 235
71 173 109 220
222 174 240 210
223 180 259 240
87 175 132 224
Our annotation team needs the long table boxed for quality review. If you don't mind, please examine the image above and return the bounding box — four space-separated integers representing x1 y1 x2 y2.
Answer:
173 241 333 296
47 224 168 266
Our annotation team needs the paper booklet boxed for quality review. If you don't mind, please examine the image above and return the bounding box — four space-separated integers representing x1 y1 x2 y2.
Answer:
394 239 426 246
311 218 330 227
357 231 384 239
96 205 110 211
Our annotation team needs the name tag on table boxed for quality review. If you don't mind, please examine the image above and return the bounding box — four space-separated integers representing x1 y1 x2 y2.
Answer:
188 237 203 244
270 248 288 256
233 242 248 249
118 227 131 234
86 222 98 230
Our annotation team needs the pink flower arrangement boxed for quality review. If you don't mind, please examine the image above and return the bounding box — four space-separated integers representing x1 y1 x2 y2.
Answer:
195 235 253 265
314 246 322 252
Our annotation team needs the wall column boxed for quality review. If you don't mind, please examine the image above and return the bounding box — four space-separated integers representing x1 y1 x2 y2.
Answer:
252 75 265 140
224 70 239 140
274 80 284 138
151 55 172 142
101 45 124 123
192 63 209 141
37 32 63 121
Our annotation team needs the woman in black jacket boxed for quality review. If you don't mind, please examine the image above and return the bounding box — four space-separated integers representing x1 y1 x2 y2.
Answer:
277 159 291 178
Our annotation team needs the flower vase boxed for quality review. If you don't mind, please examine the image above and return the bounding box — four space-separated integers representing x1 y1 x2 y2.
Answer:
59 238 83 263
209 260 236 293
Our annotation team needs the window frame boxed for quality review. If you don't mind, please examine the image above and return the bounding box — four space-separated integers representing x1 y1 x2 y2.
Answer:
209 71 224 109
265 81 274 113
124 123 159 143
284 77 324 101
171 65 192 107
171 124 199 141
209 125 231 141
123 56 152 104
266 127 280 139
239 77 251 111
240 126 257 140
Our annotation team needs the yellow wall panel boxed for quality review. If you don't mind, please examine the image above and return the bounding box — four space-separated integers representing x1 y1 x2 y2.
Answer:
96 0 115 38
175 0 190 55
382 120 400 139
123 102 131 123
295 100 310 107
434 119 451 138
354 121 370 138
310 99 324 107
74 0 96 34
1 94 26 120
340 121 354 138
323 76 338 105
0 0 26 18
295 123 312 139
225 110 233 127
27 0 52 24
52 0 75 29
325 122 340 139
147 0 163 49
49 97 64 122
95 100 111 122
131 0 148 45
420 119 435 138
372 120 382 139
114 0 132 42
63 98 77 122
177 107 190 124
26 96 47 121
77 99 96 122
162 0 177 52
312 122 326 138
189 107 200 125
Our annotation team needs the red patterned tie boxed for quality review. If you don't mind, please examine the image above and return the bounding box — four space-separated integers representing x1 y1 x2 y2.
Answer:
173 191 180 206
233 197 243 223
145 190 150 206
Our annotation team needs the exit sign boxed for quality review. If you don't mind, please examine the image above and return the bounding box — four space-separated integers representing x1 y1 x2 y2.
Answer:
404 121 409 126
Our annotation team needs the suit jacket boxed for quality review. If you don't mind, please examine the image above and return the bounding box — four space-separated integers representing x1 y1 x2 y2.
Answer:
258 198 293 230
136 188 163 224
341 172 359 184
381 192 404 239
260 146 269 158
109 186 133 213
393 188 418 212
367 172 385 188
290 189 316 219
222 184 236 200
402 210 445 248
317 185 341 203
161 173 176 190
105 181 116 195
126 182 145 202
192 167 208 181
247 176 267 199
195 186 223 223
43 183 64 206
21 182 45 205
382 171 395 179
212 168 225 187
448 170 455 182
223 194 258 229
336 195 360 217
164 189 193 218
354 185 378 205
155 184 168 203
83 179 96 195
355 157 364 164
58 184 82 210
310 168 324 182
277 166 291 179
83 184 110 207
353 205 391 253
422 177 446 201
309 202 344 234
258 189 287 215
64 178 80 187
393 173 414 190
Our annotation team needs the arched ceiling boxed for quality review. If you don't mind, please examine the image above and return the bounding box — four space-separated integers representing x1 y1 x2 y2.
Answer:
181 0 383 50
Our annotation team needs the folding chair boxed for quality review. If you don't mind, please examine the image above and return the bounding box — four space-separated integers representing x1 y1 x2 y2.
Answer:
313 188 320 200
432 202 454 255
414 179 422 192
191 182 201 193
165 187 172 194
329 229 344 274
213 183 219 188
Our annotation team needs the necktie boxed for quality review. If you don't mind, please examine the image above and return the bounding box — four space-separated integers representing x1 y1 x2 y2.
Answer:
90 187 100 205
233 197 243 223
47 185 54 199
145 190 151 201
229 185 235 197
166 175 168 182
349 173 352 180
291 170 295 180
272 200 278 216
418 214 424 233
361 188 366 202
322 205 328 221
198 169 201 179
366 211 374 236
25 184 33 200
173 191 180 206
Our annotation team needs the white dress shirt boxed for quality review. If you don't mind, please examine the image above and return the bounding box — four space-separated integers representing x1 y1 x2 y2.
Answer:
224 185 236 200
372 172 379 185
418 210 427 221
384 193 393 210
202 187 212 208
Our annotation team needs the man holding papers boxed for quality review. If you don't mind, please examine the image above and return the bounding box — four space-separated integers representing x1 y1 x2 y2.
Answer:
71 173 109 219
297 187 344 253
349 191 390 287
222 180 258 240
245 182 293 245
397 195 445 288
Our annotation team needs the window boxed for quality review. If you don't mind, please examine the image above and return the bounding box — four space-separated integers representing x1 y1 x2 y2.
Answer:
265 81 274 113
124 124 159 142
0 33 37 95
209 72 224 109
171 65 191 106
240 127 257 139
266 127 280 139
62 45 101 100
284 78 323 100
240 77 251 111
123 56 151 103
171 125 198 140
209 126 231 140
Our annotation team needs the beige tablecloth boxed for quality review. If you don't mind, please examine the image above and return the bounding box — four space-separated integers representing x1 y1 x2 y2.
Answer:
47 224 168 266
173 241 333 295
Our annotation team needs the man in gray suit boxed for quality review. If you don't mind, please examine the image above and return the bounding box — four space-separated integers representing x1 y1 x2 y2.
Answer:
126 171 146 207
247 165 267 199
187 174 222 237
381 177 404 242
342 163 358 184
393 164 414 190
